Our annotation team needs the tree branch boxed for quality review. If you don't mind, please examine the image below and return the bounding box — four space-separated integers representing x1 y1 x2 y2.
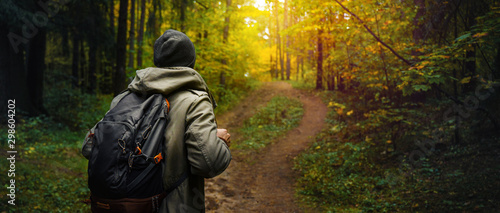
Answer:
195 0 209 10
335 0 498 130
334 0 413 66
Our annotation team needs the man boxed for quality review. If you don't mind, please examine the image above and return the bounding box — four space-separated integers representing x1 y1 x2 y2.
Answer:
85 29 232 212
142 29 232 212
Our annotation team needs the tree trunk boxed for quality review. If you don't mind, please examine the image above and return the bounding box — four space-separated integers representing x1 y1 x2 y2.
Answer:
284 0 290 80
72 33 80 89
464 1 477 93
62 30 70 56
220 0 231 86
180 0 187 31
301 55 304 80
80 39 86 93
128 0 136 68
296 55 300 81
275 0 284 80
270 55 275 79
326 42 334 91
495 42 500 79
26 29 47 113
115 0 129 95
0 24 37 118
316 29 323 90
89 38 97 94
413 0 425 43
136 0 146 67
147 0 160 38
109 0 115 37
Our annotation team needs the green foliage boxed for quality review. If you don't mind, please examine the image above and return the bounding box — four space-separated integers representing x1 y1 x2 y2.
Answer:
213 79 261 115
295 139 405 212
0 117 89 212
400 5 500 96
234 96 303 150
295 81 500 212
289 79 316 90
44 80 113 130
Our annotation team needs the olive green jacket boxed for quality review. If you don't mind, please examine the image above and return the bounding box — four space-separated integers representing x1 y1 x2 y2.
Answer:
83 67 231 212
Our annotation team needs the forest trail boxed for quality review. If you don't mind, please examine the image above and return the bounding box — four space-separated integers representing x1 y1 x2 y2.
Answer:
205 81 328 212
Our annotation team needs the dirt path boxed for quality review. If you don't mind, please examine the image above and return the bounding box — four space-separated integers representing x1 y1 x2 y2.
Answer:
205 81 327 212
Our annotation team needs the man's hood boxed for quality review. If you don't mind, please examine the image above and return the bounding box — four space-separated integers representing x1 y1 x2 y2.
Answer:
128 67 211 98
154 30 196 68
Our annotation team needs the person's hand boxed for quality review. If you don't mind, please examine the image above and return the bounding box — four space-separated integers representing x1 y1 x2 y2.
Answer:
217 129 231 147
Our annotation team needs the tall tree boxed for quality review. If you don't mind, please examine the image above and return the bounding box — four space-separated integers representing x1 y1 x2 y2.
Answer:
114 0 129 95
284 0 291 80
0 26 36 117
413 0 425 43
0 1 46 117
180 0 187 31
220 0 231 86
128 0 136 68
136 0 146 68
275 0 284 80
109 0 115 37
26 29 47 112
316 29 323 90
72 32 80 88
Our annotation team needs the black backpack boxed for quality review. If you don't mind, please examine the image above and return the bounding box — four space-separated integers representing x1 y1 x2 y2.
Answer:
85 92 169 200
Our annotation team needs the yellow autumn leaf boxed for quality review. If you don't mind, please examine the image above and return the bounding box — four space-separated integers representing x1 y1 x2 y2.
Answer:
347 110 354 116
460 77 472 84
473 32 488 38
386 140 392 144
336 108 344 115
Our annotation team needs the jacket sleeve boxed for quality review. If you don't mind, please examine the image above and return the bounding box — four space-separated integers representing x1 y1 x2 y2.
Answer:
184 95 231 178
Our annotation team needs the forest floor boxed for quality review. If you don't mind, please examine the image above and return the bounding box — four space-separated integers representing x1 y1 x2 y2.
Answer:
205 81 327 212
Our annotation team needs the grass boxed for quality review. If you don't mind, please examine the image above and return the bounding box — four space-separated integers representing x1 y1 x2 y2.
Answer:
0 116 91 212
233 96 304 151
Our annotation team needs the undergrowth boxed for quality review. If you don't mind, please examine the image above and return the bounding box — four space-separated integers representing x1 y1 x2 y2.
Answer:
294 90 500 212
0 116 90 212
234 96 304 151
212 79 261 115
0 92 113 212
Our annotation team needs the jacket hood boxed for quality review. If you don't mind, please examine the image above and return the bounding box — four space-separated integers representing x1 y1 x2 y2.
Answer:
128 67 210 97
154 29 196 68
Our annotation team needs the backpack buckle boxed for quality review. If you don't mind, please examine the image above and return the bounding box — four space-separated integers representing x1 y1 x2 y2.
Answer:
153 153 163 164
135 146 142 155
